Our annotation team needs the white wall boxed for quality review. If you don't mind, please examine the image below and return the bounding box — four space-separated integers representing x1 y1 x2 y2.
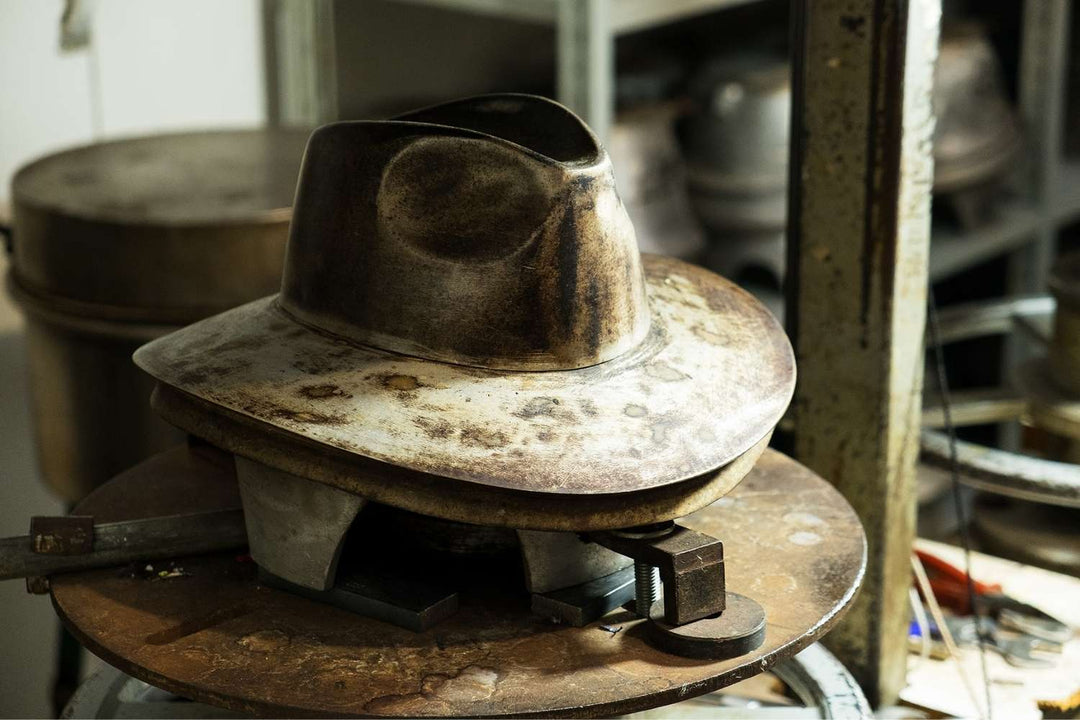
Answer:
0 0 266 207
0 2 265 716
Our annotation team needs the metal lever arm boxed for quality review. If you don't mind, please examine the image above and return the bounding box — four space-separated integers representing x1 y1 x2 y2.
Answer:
0 509 247 583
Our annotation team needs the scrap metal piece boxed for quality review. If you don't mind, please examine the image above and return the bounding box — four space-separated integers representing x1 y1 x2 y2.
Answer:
235 456 365 592
590 523 725 626
30 516 93 555
648 593 766 660
530 566 636 627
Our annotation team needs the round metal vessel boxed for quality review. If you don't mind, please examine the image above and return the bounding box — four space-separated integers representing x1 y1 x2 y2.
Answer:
8 129 309 501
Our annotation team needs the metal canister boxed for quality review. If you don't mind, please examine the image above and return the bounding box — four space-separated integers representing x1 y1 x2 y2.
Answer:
8 129 308 501
933 22 1023 196
679 49 790 285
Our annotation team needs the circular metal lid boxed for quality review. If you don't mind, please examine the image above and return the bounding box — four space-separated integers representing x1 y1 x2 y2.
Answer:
11 129 309 321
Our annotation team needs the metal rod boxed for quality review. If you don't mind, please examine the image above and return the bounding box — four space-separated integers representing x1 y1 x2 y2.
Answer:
0 509 247 581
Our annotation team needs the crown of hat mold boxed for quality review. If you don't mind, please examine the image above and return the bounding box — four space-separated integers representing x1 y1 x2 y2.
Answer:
278 94 651 372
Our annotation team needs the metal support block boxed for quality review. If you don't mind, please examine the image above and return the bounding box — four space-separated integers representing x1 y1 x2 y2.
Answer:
517 529 631 594
787 0 939 705
235 456 365 591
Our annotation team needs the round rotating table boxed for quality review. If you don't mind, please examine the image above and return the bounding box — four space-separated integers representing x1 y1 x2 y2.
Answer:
51 447 865 718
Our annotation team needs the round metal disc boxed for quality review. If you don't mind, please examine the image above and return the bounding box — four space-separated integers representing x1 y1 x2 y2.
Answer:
51 448 865 718
648 592 767 659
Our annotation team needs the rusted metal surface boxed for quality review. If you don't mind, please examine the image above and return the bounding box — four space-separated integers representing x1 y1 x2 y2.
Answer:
7 130 308 503
138 254 792 500
153 382 772 531
787 0 938 705
591 524 725 626
51 448 866 718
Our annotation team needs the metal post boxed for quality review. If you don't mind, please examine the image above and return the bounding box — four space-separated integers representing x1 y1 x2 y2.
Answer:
556 0 612 141
1002 0 1071 427
265 0 339 126
787 0 939 706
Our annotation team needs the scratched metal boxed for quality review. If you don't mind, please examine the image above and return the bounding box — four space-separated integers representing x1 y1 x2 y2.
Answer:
51 448 866 718
137 254 793 498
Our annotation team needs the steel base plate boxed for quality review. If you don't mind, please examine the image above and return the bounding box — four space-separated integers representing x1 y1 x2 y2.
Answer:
50 448 865 718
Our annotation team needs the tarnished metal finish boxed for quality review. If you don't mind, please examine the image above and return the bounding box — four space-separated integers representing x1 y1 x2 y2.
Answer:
138 254 793 499
591 524 725 626
50 449 866 718
235 457 365 591
10 129 309 320
7 130 308 502
154 380 773 531
281 94 647 372
932 23 1023 194
647 592 766 660
516 530 629 594
787 0 938 705
1048 253 1080 394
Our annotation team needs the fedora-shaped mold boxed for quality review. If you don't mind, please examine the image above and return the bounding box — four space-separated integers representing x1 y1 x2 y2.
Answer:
280 94 650 371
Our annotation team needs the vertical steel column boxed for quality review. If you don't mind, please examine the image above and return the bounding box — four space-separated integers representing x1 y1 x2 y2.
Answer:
787 0 939 706
557 0 613 141
266 0 339 126
1004 0 1071 394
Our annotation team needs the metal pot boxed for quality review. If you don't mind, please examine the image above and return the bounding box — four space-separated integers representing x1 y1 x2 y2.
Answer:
679 50 790 237
8 129 308 501
933 22 1023 195
684 23 1022 278
608 55 705 260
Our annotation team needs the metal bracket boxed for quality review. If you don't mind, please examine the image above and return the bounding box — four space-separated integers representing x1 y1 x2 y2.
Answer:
589 523 725 626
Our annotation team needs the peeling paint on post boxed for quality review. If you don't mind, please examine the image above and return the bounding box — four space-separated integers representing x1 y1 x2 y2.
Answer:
787 0 939 706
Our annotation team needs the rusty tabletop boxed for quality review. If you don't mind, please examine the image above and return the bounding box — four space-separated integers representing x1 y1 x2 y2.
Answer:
51 447 865 718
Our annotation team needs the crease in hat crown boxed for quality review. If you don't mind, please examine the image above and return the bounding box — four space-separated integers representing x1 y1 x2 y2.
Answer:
278 93 650 372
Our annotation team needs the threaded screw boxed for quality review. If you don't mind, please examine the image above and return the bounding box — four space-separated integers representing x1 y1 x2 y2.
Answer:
634 561 661 617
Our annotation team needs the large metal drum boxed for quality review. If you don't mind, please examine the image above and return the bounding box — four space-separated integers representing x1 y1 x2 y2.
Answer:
7 129 309 502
